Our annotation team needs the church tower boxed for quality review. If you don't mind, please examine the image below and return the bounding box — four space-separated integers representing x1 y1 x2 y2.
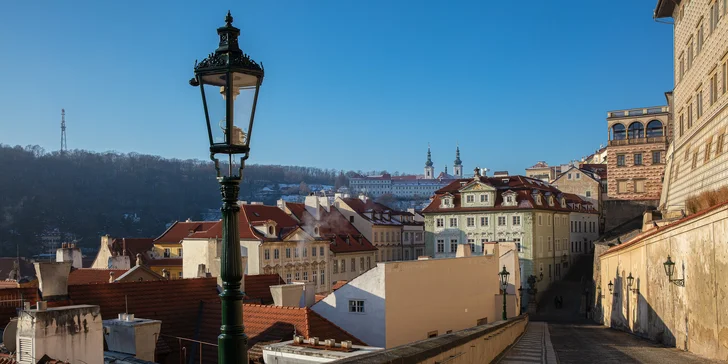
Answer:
453 146 463 177
424 146 434 179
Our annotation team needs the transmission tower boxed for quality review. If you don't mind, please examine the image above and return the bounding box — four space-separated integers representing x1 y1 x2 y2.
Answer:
60 109 67 153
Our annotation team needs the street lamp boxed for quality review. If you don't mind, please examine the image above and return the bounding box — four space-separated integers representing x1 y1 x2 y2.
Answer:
190 11 265 364
607 280 615 295
663 255 685 286
626 272 639 294
498 265 510 320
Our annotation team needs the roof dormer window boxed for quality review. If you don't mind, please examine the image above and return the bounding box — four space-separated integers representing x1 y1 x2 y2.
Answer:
535 195 542 205
548 196 554 207
268 225 275 236
314 226 320 236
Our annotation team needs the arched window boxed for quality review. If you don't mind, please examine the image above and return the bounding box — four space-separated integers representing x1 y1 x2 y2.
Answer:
646 120 663 137
628 122 644 139
268 226 274 235
612 124 626 140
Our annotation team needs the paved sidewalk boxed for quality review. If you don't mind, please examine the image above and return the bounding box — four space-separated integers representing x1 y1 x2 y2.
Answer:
498 322 557 364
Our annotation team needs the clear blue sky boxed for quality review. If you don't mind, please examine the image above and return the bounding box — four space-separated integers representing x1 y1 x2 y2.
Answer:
0 0 673 175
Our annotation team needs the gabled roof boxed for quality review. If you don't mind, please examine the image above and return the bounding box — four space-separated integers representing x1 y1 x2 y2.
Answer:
552 166 601 184
154 221 218 244
110 238 155 260
654 0 679 18
337 198 403 226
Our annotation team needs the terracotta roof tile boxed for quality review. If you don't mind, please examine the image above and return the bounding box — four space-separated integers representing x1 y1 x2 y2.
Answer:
285 204 377 254
154 221 218 244
244 274 285 304
68 268 127 285
332 281 348 291
192 204 300 240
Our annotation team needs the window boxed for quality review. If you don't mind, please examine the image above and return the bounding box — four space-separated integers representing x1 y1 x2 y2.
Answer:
688 101 694 128
480 194 487 202
688 38 694 68
612 123 626 140
617 180 628 194
538 214 542 226
506 196 514 203
717 131 725 156
178 248 183 257
586 190 591 198
547 214 552 226
349 300 365 313
685 144 692 162
679 53 685 81
341 259 346 272
313 271 317 285
286 248 291 258
321 270 325 284
467 217 475 227
303 247 308 257
628 122 644 139
264 249 270 260
652 151 662 164
481 216 489 226
295 248 300 258
320 247 324 256
274 249 280 259
568 173 572 180
698 22 704 53
617 154 626 166
634 153 642 166
333 260 339 273
548 237 552 251
436 218 444 227
635 179 646 193
515 238 521 251
303 271 308 281
711 73 719 105
703 134 713 163
697 90 704 118
385 232 390 242
712 3 719 32
164 248 171 258
286 273 292 283
367 257 371 269
351 258 356 271
692 151 699 169
312 247 316 256
513 216 521 225
349 215 354 223
576 173 581 179
360 257 365 269
498 216 506 226
466 195 474 203
723 62 728 96
450 239 458 253
449 218 458 227
437 239 445 253
679 112 684 137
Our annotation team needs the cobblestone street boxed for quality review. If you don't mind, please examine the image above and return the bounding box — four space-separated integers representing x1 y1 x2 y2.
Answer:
548 323 723 364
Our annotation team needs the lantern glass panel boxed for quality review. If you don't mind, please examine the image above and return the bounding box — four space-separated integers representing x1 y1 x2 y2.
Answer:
664 258 675 278
201 82 227 146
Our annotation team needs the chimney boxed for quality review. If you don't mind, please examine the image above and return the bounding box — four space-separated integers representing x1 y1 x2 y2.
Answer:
270 284 305 307
34 261 72 300
136 253 143 266
197 264 208 278
17 305 103 364
162 269 169 279
108 255 131 270
456 244 472 258
276 199 287 213
56 244 83 269
294 281 316 308
304 195 321 221
109 271 115 283
103 314 162 362
358 193 368 203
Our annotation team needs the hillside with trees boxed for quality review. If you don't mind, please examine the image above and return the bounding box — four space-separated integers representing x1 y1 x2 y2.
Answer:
0 144 342 256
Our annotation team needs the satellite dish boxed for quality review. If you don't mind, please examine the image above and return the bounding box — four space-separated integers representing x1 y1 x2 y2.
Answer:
3 318 17 352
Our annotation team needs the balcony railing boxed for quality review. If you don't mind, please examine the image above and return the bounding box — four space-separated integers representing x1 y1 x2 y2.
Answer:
608 136 666 146
607 106 669 118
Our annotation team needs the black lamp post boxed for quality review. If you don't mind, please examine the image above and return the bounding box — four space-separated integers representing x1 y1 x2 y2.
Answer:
608 280 615 296
190 11 264 364
498 265 510 320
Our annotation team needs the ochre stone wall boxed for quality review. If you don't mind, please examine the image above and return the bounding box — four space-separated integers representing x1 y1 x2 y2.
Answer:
597 203 728 361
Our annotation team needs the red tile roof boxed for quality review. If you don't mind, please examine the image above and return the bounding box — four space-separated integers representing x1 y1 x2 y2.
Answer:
244 274 285 304
110 238 155 262
332 281 348 291
154 221 218 244
337 198 404 226
192 204 300 241
423 175 597 214
146 258 183 267
198 302 367 362
68 268 127 285
286 203 377 254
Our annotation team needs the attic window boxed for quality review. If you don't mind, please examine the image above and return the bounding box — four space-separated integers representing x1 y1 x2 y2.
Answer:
460 182 467 187
254 212 260 217
268 226 274 235
502 179 508 183
536 195 542 205
314 227 319 235
506 196 513 203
